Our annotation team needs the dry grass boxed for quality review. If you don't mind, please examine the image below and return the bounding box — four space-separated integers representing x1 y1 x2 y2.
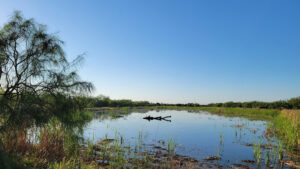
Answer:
38 127 64 161
273 109 300 151
281 110 300 146
281 109 300 128
1 125 66 168
1 125 202 169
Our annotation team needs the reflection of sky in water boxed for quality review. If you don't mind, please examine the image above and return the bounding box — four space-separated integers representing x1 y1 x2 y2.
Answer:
83 110 278 165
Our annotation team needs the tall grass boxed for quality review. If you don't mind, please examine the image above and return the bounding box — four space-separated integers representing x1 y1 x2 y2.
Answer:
0 113 91 169
272 110 300 151
198 107 280 117
253 140 262 165
48 158 98 169
167 137 177 155
0 125 65 168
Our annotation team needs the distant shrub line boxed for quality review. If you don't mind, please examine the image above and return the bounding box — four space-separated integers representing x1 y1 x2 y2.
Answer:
89 96 300 110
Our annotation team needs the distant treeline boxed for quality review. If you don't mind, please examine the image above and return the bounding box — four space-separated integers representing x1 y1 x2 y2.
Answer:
206 97 300 109
88 96 300 109
85 96 153 107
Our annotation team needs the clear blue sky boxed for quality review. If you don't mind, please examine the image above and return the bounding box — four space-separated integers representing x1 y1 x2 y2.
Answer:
1 0 300 104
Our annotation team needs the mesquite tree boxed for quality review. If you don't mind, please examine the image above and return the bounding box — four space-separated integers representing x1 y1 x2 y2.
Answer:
0 11 94 125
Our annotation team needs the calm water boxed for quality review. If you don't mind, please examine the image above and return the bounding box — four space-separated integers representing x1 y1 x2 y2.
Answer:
83 109 282 167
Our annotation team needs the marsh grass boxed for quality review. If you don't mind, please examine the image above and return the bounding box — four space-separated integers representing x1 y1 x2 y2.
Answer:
1 124 67 168
2 107 300 168
199 107 280 118
253 140 262 165
216 146 220 160
219 132 224 146
0 110 92 169
48 158 98 169
272 110 300 151
167 137 177 155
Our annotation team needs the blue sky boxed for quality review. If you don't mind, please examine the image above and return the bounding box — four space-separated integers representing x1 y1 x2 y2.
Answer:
1 0 300 104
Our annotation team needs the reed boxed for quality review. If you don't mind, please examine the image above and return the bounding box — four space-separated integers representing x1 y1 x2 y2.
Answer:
253 140 262 165
272 110 300 151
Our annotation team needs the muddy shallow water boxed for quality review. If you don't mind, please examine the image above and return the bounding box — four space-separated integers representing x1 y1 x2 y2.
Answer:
83 109 294 168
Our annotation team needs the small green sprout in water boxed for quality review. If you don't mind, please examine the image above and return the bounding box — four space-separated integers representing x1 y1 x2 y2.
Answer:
167 137 177 155
86 135 95 160
253 139 262 165
216 145 220 160
219 132 224 145
264 149 270 165
138 131 143 145
277 142 284 161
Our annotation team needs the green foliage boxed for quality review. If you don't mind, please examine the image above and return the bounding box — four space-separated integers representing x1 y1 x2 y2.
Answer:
208 97 299 110
287 97 300 109
0 11 94 128
201 107 280 118
167 137 177 155
90 95 300 111
48 158 97 169
93 95 152 107
272 110 300 150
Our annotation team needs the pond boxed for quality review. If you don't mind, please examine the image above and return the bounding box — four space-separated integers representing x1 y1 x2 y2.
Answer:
83 109 289 168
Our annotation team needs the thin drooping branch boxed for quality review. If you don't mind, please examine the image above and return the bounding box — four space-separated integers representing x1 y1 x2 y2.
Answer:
0 11 94 125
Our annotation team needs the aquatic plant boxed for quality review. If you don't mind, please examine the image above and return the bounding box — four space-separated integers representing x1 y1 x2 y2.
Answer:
167 137 177 155
85 137 95 160
253 140 262 165
216 146 220 160
219 132 224 145
264 149 270 165
48 158 98 169
277 142 284 161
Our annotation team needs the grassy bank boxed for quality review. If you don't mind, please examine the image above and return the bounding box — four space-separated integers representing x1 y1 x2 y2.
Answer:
157 106 280 118
88 106 280 119
272 110 300 152
198 107 280 117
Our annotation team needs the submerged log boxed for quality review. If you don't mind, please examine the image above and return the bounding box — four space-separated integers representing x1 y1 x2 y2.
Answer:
143 115 171 122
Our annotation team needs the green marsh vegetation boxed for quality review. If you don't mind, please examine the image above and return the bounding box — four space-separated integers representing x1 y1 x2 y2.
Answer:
0 11 206 169
0 11 299 169
89 105 300 167
90 95 300 110
272 110 300 152
89 95 300 155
